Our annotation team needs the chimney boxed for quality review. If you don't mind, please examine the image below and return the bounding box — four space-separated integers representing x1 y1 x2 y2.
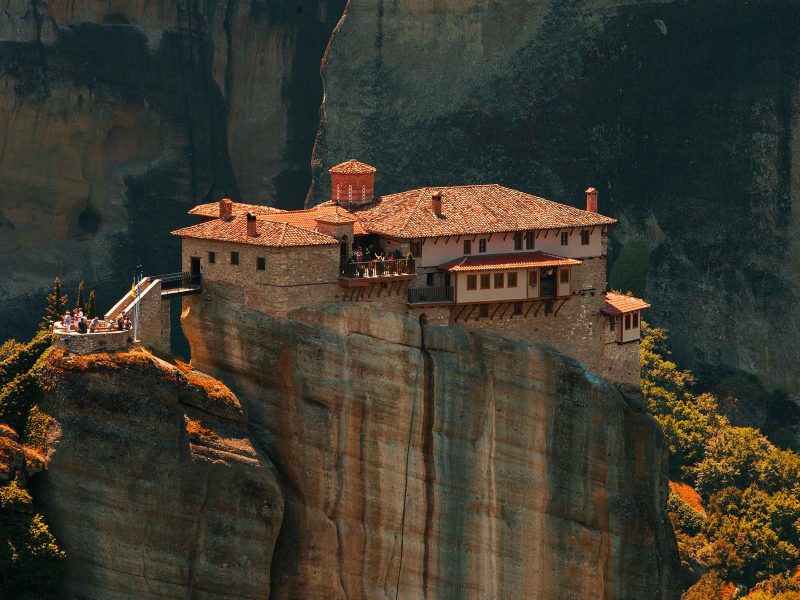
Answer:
431 192 443 217
246 212 257 237
220 198 233 219
585 187 598 213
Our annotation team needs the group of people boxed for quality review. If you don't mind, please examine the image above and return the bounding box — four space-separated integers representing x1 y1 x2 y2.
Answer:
347 247 415 278
57 308 133 334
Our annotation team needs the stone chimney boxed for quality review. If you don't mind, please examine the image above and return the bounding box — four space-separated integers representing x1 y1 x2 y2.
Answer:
246 212 257 237
585 187 598 213
431 192 442 217
220 198 233 219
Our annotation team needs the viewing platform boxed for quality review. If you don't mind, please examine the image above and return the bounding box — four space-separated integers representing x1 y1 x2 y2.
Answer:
339 258 416 301
156 271 202 298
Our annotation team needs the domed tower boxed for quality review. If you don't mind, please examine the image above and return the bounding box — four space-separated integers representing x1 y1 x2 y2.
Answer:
329 159 377 207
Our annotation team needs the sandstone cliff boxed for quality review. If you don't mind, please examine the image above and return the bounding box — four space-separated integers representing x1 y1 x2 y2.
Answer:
182 286 680 599
35 347 284 598
311 0 800 400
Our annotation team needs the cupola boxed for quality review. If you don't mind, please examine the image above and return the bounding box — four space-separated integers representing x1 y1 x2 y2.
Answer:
329 159 376 207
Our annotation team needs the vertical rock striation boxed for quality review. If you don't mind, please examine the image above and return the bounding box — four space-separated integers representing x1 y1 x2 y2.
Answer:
182 289 680 599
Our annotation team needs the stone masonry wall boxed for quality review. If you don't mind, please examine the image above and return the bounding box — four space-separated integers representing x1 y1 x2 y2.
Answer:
52 330 131 355
126 279 170 355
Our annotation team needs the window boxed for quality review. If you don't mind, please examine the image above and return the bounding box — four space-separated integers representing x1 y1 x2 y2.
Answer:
479 239 487 253
580 229 590 245
560 268 569 284
528 270 538 287
560 232 568 246
256 257 266 271
525 232 534 249
633 312 640 328
480 274 490 289
513 302 522 315
426 273 434 286
208 251 216 264
494 273 504 288
513 233 522 250
410 241 423 257
479 304 488 317
508 272 517 287
609 317 616 331
624 314 632 330
463 239 472 255
230 251 239 265
348 184 353 200
467 275 477 290
336 184 341 200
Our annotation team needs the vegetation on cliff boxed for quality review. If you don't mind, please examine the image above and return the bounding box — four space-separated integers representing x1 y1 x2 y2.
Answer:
642 324 800 597
0 333 64 599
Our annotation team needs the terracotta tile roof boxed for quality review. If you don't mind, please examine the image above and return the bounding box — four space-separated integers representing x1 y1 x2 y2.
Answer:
259 201 368 235
188 201 286 218
313 212 355 224
602 292 650 315
329 159 377 174
171 215 338 247
439 251 581 272
351 184 616 238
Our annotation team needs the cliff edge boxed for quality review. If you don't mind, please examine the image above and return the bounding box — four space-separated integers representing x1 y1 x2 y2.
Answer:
183 287 680 599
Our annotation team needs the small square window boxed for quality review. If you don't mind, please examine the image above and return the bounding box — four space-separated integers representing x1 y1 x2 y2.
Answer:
231 251 240 265
633 312 640 328
580 230 590 245
513 302 522 315
479 239 487 253
508 273 518 287
560 268 569 284
208 251 216 264
494 273 504 288
467 275 477 290
463 239 472 255
426 273 434 286
525 232 534 249
625 314 632 330
256 257 266 271
480 274 490 289
529 270 538 287
479 304 488 317
560 232 568 246
513 233 522 250
410 241 423 258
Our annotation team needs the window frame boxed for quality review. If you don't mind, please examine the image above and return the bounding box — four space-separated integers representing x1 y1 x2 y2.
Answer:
426 273 434 286
230 251 240 266
494 273 504 288
525 231 535 250
256 257 266 271
560 231 568 246
580 229 590 246
513 232 523 250
633 312 640 328
480 274 491 289
410 241 423 258
507 272 518 288
479 239 487 253
559 267 570 285
625 314 632 330
467 274 477 290
463 239 472 255
208 251 216 264
528 270 538 287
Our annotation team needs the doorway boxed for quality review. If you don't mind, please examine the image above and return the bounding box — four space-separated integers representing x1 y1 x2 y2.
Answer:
190 257 201 285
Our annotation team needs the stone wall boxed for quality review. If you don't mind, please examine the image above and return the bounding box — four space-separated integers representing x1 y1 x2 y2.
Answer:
124 279 170 355
52 330 131 355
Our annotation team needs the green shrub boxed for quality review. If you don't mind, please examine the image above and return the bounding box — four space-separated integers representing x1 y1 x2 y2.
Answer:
0 333 51 390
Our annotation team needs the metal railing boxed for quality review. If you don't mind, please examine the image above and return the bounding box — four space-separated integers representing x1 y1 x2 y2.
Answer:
154 271 202 291
407 286 454 304
341 258 415 278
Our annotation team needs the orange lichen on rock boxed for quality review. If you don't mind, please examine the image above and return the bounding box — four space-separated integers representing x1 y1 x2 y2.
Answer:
669 480 706 516
175 360 237 407
185 417 220 443
720 581 737 599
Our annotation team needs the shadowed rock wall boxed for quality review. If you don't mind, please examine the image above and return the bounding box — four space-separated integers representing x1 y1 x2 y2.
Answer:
311 0 800 399
182 289 680 599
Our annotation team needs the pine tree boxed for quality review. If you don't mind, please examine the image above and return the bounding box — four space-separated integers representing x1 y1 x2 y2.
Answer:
76 280 86 312
40 277 68 330
87 291 97 319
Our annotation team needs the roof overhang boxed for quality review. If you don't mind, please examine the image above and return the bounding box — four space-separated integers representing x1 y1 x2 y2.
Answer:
439 251 582 272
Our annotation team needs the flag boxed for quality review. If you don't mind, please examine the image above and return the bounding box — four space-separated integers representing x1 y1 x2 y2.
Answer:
130 283 137 298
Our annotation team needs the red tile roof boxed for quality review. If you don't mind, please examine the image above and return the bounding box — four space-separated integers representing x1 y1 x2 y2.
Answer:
188 201 286 218
602 292 650 315
259 201 368 235
313 211 355 224
439 251 581 272
171 215 338 247
353 184 616 238
329 159 377 174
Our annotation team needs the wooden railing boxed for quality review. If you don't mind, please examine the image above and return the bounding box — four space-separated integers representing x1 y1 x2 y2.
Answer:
407 286 454 304
341 258 415 278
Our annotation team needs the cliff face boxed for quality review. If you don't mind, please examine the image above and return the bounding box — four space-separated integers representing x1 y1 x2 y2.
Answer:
0 1 344 342
35 348 284 599
311 0 800 398
182 287 680 599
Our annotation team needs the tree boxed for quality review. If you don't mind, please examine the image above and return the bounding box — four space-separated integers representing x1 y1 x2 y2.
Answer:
87 291 97 319
39 278 68 330
75 280 86 313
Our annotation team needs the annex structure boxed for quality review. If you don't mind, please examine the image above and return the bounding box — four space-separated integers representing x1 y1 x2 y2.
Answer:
171 160 649 386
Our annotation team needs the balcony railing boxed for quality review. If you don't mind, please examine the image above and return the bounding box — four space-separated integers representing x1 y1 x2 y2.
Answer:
341 258 415 279
155 271 202 290
407 286 454 304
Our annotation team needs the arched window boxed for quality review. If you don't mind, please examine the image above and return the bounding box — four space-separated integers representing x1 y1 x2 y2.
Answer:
336 184 340 200
348 185 353 200
362 185 366 200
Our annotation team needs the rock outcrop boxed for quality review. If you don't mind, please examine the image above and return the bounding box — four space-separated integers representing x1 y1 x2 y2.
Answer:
34 347 283 599
311 1 800 399
182 287 680 599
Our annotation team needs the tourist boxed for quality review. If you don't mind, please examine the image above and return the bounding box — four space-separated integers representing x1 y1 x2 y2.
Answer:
77 308 84 320
117 315 124 330
78 318 88 334
89 317 99 333
64 311 72 332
